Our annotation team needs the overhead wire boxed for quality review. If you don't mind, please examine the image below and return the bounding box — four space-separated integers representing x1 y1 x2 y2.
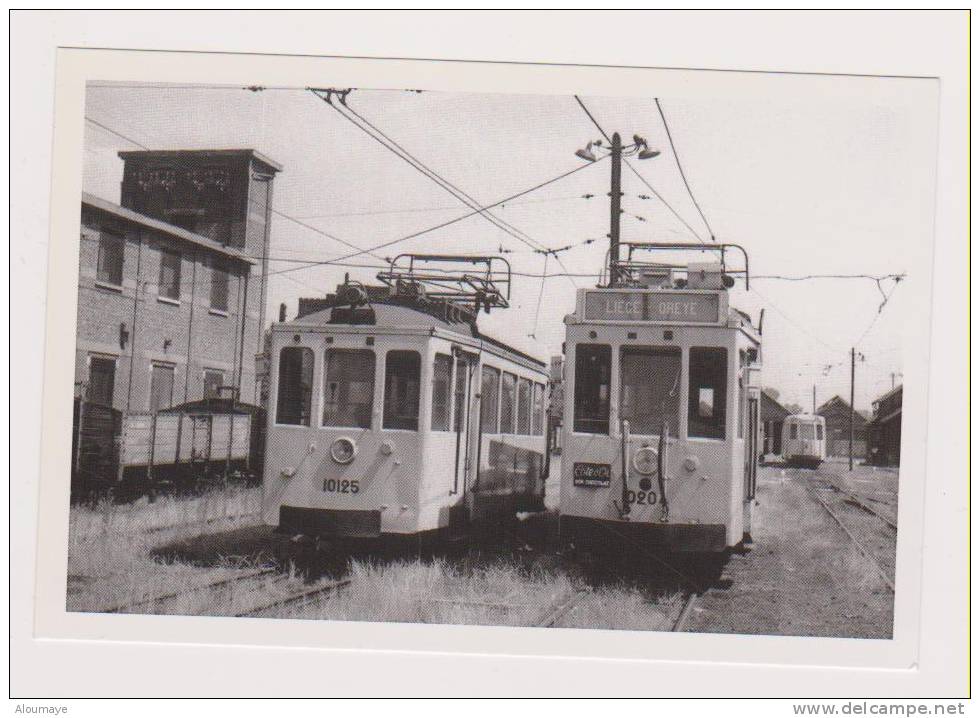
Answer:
654 97 716 241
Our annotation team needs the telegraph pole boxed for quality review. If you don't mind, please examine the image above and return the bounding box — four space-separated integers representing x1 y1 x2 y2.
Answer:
608 132 623 285
812 385 816 414
849 347 856 471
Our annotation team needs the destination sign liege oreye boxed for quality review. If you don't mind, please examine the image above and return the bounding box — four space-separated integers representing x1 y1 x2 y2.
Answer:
583 291 720 323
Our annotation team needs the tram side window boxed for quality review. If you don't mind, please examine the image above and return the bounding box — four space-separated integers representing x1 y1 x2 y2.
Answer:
688 347 727 439
516 377 532 435
322 349 375 428
480 365 500 434
573 344 611 434
431 353 452 431
532 382 545 436
384 351 421 430
816 424 824 441
453 358 471 432
500 372 518 434
620 347 681 436
790 423 798 440
276 347 314 426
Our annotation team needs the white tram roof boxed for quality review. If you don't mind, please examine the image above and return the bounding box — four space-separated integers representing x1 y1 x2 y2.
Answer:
276 300 547 374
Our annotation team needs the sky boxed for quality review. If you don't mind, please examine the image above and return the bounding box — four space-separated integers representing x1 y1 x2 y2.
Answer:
82 81 936 412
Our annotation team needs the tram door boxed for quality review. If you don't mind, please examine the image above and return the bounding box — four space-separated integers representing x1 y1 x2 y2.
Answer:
745 395 760 499
452 351 477 499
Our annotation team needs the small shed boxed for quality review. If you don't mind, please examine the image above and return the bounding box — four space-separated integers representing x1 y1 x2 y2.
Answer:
760 390 791 456
817 395 868 457
867 385 902 466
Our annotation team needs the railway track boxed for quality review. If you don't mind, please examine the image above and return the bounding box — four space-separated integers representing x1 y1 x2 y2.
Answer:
103 565 281 614
671 591 699 632
821 478 897 532
808 488 895 593
235 578 352 618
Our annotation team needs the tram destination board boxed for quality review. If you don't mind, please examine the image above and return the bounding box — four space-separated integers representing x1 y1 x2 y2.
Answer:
573 462 612 487
583 290 720 324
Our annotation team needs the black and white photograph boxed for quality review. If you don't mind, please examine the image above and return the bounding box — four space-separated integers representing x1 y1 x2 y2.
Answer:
11 9 969 702
67 77 926 639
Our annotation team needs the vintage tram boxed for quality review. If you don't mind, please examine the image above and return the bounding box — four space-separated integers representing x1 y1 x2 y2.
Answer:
558 243 762 554
781 414 826 468
262 256 550 543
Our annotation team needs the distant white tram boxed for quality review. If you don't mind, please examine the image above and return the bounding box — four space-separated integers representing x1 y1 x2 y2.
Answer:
781 414 826 469
262 257 549 543
559 243 762 554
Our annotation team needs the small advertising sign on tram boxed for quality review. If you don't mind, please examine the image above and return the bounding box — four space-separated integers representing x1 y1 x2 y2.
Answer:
572 462 612 487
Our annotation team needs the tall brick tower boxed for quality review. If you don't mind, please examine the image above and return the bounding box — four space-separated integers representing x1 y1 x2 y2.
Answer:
117 149 282 403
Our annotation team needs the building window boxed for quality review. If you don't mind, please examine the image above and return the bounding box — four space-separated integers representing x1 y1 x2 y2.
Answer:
203 369 224 400
158 248 181 301
96 231 124 286
87 356 116 406
149 363 175 412
532 382 546 436
688 347 727 439
383 351 421 430
322 349 375 428
431 353 452 431
573 344 610 434
480 365 500 434
517 377 532 435
210 260 229 312
500 372 518 434
276 347 313 426
620 347 681 437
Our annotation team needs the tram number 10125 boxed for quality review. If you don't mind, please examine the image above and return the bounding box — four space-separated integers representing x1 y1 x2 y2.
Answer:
322 478 360 494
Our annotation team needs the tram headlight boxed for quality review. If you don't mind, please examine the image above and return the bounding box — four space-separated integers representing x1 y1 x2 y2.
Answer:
330 437 357 465
632 446 659 475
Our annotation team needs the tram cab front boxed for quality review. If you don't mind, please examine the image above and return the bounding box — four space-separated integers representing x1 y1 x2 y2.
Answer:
558 262 762 554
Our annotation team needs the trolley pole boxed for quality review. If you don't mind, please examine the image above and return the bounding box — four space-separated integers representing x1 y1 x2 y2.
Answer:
849 347 855 471
608 132 623 285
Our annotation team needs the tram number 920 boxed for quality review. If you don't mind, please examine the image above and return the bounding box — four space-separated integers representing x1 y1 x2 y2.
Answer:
626 489 658 505
322 478 359 494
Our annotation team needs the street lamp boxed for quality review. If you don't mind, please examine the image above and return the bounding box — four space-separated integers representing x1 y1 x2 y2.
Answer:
573 132 662 285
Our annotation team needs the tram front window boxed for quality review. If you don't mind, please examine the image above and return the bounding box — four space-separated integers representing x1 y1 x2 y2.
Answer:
800 424 816 440
620 347 681 436
688 347 727 439
383 350 421 430
573 344 610 434
276 346 314 426
322 349 375 428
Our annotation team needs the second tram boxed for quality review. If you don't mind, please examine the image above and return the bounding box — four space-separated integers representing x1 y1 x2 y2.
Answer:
559 244 762 554
781 414 826 468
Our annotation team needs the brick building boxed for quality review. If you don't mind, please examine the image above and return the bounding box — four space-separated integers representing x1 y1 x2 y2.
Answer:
817 395 868 458
75 149 281 413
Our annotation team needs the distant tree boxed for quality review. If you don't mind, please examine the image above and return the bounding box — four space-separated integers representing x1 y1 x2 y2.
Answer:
785 403 804 414
763 387 781 401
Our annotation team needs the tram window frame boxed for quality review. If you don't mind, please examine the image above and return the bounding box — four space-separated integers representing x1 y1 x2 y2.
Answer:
321 348 376 429
480 365 501 434
516 377 532 435
619 346 682 437
573 344 611 435
453 357 471 432
688 347 728 440
383 350 422 431
790 423 798 440
276 346 314 427
532 382 545 436
500 372 518 434
431 353 452 432
816 423 824 441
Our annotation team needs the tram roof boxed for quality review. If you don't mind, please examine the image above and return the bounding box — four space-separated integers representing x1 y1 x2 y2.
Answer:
280 300 546 370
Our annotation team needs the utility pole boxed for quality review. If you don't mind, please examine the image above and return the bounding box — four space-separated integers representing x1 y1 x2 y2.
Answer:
849 347 856 471
812 385 816 414
608 132 623 285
